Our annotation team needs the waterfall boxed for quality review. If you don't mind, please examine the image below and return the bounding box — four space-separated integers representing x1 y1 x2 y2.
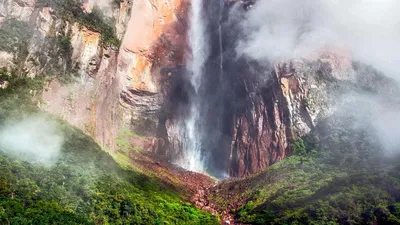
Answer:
176 0 209 173
218 0 224 75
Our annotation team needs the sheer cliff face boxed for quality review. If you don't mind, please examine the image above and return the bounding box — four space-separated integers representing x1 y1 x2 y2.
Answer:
227 53 356 176
118 0 189 136
2 0 392 177
0 0 36 22
0 0 188 152
220 1 367 177
0 0 130 150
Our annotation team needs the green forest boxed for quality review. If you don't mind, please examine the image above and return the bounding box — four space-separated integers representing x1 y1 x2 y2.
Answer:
0 70 218 225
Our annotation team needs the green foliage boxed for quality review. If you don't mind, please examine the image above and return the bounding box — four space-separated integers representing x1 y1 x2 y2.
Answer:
0 19 32 52
233 157 400 224
0 69 45 119
116 129 142 154
292 139 306 156
57 35 72 56
0 124 218 224
36 0 120 47
292 134 319 157
0 72 218 224
216 118 400 225
0 200 90 225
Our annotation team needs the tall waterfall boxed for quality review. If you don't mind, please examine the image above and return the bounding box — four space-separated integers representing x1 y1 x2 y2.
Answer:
177 0 209 172
218 0 224 75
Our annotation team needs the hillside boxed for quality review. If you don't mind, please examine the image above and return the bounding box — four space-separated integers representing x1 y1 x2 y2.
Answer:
0 70 218 224
209 115 400 224
1 0 400 224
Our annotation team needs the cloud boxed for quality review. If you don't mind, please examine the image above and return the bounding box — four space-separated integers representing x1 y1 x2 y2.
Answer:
237 0 400 78
0 116 64 166
234 0 400 156
84 0 115 15
332 92 400 156
93 0 114 11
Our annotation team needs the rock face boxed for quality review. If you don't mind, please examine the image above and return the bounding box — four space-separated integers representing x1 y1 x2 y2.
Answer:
25 2 128 151
0 0 36 22
2 0 393 178
228 53 356 177
118 0 189 136
1 0 189 152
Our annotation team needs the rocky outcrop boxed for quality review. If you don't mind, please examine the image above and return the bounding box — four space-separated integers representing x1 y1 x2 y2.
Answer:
0 0 35 68
118 0 189 137
0 0 190 152
0 0 35 22
229 52 356 177
0 0 127 150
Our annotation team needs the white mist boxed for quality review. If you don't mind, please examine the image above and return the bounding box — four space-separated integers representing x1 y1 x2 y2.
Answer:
0 116 64 166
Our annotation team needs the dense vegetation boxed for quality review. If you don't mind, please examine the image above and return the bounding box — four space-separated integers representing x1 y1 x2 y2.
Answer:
0 19 33 53
0 70 218 224
211 115 400 225
36 0 120 47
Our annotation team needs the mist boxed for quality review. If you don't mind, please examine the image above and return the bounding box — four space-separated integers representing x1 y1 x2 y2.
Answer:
234 0 400 157
335 92 400 156
84 0 115 15
0 116 64 166
237 0 400 79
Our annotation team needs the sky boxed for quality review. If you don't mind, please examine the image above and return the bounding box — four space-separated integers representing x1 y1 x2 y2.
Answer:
236 0 400 79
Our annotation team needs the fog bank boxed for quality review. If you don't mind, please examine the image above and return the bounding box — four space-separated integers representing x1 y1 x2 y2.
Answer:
0 116 64 166
237 0 400 78
337 93 400 156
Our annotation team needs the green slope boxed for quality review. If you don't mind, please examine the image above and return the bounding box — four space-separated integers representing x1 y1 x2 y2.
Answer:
211 116 400 225
0 71 218 224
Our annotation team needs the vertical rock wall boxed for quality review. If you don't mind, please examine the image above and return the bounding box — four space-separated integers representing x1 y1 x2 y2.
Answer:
228 54 355 177
118 0 189 137
2 0 385 178
0 0 191 151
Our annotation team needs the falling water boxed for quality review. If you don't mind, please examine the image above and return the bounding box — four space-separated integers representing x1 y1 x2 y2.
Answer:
177 0 209 172
218 0 224 75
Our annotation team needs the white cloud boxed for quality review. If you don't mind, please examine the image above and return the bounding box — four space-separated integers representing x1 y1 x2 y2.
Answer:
337 93 400 156
237 0 400 78
0 116 64 166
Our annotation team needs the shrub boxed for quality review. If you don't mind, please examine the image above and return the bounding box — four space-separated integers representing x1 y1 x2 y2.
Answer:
36 0 120 47
57 36 72 56
0 19 32 52
292 138 307 156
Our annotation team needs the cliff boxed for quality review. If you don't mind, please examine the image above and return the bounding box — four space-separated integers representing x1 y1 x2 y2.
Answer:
228 52 356 176
0 0 190 154
1 0 395 178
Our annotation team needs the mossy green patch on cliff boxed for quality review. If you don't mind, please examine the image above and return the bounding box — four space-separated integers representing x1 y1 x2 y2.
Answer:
0 69 45 118
116 129 142 152
0 19 33 53
113 128 145 170
0 72 218 224
36 0 120 47
56 35 72 56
